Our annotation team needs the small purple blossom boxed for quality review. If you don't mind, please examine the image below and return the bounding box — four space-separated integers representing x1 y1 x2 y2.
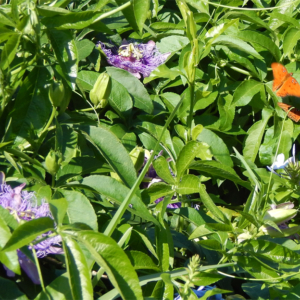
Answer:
0 174 62 283
99 40 170 79
174 285 224 300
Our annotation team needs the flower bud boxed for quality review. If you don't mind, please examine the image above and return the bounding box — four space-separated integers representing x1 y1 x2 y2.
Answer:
90 73 111 106
45 150 62 176
49 81 65 107
263 208 297 225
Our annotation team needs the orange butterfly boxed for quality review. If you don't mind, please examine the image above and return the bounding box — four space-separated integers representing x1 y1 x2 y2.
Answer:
271 62 300 122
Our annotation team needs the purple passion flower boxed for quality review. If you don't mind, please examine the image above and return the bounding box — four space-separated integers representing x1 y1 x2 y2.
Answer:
99 40 170 79
174 285 224 300
0 177 62 284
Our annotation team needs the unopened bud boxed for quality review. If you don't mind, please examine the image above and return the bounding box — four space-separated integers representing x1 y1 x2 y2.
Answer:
49 81 65 107
90 73 111 106
130 147 145 172
45 150 62 176
263 208 297 225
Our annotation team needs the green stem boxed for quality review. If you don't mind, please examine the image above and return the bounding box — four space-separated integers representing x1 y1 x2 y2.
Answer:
31 245 50 299
40 106 57 137
93 1 131 24
187 79 195 141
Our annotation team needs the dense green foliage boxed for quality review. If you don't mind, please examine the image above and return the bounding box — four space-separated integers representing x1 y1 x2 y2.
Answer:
1 0 300 299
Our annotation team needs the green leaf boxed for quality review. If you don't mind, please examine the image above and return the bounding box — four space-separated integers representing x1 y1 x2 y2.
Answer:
42 11 113 32
243 109 272 162
242 240 300 265
76 70 100 91
176 141 204 179
62 235 93 300
197 128 233 167
0 10 16 27
35 273 72 300
142 182 174 204
283 27 300 56
106 67 153 114
0 33 21 70
233 80 263 106
233 255 280 279
77 230 143 299
199 184 228 224
80 175 158 225
0 277 26 300
156 36 190 53
189 160 250 189
108 78 133 119
211 35 263 59
127 250 160 271
198 239 222 251
80 126 137 189
2 217 55 252
176 174 200 195
9 67 52 145
75 39 95 61
153 156 175 184
47 29 78 90
235 30 281 62
58 189 98 231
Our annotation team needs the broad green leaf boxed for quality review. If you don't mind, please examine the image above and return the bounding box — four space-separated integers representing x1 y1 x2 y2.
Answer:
59 189 98 231
126 250 160 271
80 126 137 189
242 240 300 265
80 175 158 225
75 39 95 61
243 109 272 162
106 67 153 114
0 33 21 70
233 80 263 106
47 29 78 90
176 174 200 195
78 230 143 299
283 27 300 56
2 217 55 252
35 273 72 300
235 30 281 62
0 277 26 300
42 11 113 32
0 10 16 27
142 182 174 204
76 70 99 91
9 67 52 145
189 160 250 189
62 235 93 300
156 36 190 53
108 78 133 119
233 256 280 279
176 141 204 179
0 217 20 274
153 156 175 184
197 128 233 167
37 5 70 17
198 239 222 251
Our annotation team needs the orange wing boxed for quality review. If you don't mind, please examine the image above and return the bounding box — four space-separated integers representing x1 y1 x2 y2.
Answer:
277 102 300 122
277 76 300 97
271 62 290 92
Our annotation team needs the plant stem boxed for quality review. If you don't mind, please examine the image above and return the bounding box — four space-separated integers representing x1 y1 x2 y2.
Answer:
40 106 57 137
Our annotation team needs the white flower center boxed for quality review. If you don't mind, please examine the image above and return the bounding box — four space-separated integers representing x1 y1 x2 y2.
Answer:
118 43 143 60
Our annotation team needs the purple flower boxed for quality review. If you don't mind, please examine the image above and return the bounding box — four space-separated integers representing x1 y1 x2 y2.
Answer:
0 174 62 283
174 285 224 300
99 40 170 79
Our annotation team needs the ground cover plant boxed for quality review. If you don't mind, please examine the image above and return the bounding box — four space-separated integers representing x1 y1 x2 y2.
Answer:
1 0 300 299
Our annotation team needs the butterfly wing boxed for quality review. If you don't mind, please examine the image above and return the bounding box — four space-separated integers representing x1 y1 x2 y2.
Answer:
271 62 290 91
276 76 300 97
277 102 300 122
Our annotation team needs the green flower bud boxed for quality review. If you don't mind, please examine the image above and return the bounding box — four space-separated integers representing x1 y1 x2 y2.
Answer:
45 150 62 176
90 73 111 106
49 81 65 107
263 208 297 225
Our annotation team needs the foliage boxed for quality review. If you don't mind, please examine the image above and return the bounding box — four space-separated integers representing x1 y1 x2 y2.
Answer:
1 0 300 299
